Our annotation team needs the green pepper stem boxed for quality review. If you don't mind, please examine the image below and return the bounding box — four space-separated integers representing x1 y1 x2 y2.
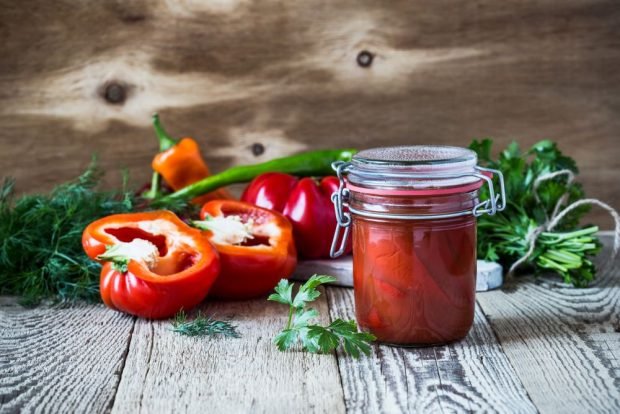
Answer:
153 148 356 205
144 114 179 199
97 246 130 273
142 172 162 200
152 113 178 151
190 217 213 231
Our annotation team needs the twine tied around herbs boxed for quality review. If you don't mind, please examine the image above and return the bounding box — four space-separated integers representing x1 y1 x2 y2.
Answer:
507 169 620 276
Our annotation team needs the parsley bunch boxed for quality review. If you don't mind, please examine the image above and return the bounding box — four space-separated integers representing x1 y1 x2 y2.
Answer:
268 275 375 358
470 139 601 287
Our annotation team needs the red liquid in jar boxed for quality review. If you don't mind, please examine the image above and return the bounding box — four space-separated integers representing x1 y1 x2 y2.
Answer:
351 194 477 346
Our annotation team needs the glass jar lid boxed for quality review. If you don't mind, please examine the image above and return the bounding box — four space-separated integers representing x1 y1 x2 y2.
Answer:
347 145 480 191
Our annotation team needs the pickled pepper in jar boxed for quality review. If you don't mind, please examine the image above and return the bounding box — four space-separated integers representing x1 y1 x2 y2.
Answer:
330 146 504 346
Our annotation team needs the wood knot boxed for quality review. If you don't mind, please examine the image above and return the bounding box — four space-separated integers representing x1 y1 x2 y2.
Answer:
119 13 146 23
251 143 265 156
356 50 374 68
101 82 128 105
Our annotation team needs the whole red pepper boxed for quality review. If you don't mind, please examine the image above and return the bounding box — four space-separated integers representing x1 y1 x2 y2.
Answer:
241 173 350 259
82 211 220 319
194 200 297 299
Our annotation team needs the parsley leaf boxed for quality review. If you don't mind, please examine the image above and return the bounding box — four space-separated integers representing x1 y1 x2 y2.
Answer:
326 319 375 358
267 278 295 306
294 308 319 327
306 325 340 353
274 329 299 351
268 275 375 357
292 275 336 309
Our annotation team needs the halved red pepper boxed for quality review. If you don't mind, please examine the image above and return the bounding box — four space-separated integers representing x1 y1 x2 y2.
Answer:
241 173 350 259
193 200 297 299
82 211 220 319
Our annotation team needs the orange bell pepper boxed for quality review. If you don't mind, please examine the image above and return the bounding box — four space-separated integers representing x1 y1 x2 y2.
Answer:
193 200 297 300
150 114 232 204
82 211 220 319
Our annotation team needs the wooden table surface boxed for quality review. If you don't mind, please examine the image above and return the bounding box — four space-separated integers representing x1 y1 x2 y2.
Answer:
1 234 619 414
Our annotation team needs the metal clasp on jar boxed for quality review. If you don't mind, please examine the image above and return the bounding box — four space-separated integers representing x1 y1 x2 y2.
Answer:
329 161 506 258
330 161 353 258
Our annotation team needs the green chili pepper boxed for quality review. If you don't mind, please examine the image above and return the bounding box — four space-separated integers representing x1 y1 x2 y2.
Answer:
153 148 356 205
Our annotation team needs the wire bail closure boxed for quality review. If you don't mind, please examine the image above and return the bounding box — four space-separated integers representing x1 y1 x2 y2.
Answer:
330 161 352 258
329 161 506 258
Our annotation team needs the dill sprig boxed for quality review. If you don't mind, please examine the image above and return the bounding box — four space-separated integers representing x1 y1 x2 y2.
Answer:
171 310 240 338
0 161 134 305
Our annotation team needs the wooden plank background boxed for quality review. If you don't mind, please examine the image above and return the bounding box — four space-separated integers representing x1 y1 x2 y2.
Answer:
0 0 619 227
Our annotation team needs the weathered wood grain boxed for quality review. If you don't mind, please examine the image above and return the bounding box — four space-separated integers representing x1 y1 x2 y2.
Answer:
476 235 620 413
110 290 345 414
0 0 619 226
326 287 537 413
0 300 135 413
0 239 618 413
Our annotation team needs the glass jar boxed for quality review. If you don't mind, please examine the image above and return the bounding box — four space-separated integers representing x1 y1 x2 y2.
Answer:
330 146 505 346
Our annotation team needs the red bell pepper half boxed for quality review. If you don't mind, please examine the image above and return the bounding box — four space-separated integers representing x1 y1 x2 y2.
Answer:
241 173 350 259
194 200 297 299
82 211 220 319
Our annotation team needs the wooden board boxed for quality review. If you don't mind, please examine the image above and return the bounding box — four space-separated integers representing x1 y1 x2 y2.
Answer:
0 300 135 412
293 257 504 291
293 257 354 287
0 0 619 227
476 238 620 413
110 289 345 414
326 288 537 413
